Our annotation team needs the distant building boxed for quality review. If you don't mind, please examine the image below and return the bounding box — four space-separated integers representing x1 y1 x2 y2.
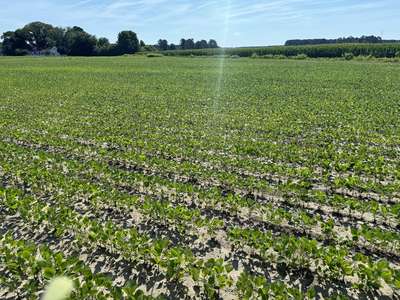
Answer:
48 47 60 56
32 47 60 56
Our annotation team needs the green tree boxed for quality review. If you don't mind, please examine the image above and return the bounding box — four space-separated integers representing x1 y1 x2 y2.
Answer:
52 27 67 54
95 37 113 56
179 38 186 49
22 22 58 50
158 39 169 51
1 30 31 55
184 38 195 49
195 39 208 49
97 37 110 48
116 31 139 54
208 39 218 48
64 26 97 56
1 22 65 55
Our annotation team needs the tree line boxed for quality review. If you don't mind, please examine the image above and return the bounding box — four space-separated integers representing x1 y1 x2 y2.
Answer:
0 22 218 56
156 38 218 51
1 22 141 56
285 35 400 46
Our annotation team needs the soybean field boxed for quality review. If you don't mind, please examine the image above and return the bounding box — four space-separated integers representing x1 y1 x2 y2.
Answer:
0 56 400 299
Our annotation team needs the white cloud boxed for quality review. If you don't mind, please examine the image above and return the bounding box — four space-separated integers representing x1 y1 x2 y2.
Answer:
0 0 398 46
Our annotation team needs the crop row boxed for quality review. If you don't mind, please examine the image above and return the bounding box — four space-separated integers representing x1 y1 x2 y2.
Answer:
2 138 398 230
161 43 400 58
0 234 154 300
2 119 400 182
1 139 400 296
2 139 400 251
2 184 399 299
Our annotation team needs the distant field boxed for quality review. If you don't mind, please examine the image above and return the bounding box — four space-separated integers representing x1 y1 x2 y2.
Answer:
0 56 400 299
162 43 400 58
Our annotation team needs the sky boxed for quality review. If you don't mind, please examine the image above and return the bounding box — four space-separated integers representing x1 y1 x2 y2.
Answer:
0 0 399 47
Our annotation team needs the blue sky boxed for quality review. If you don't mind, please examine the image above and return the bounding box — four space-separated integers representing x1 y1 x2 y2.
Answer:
1 0 399 46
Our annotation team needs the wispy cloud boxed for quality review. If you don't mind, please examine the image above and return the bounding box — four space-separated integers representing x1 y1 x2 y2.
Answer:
0 0 399 46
